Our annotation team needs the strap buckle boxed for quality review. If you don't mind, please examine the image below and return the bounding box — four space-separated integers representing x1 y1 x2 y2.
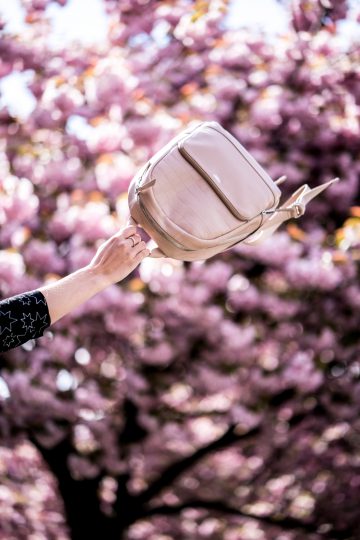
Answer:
292 202 305 218
262 202 305 218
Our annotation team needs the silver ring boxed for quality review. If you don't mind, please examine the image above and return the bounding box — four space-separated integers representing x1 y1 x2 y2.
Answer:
130 236 136 247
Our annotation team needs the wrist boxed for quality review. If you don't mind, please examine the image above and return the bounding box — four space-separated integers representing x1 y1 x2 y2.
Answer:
83 264 113 291
38 265 112 326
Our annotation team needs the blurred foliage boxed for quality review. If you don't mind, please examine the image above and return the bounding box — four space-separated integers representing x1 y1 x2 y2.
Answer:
0 1 359 539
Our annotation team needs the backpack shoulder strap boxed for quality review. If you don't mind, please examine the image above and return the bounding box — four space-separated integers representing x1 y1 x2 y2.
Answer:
243 177 339 245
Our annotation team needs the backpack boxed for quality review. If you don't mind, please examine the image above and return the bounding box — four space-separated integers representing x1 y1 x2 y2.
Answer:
127 121 338 261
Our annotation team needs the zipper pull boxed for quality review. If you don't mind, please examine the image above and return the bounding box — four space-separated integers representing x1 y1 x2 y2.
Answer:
136 178 156 193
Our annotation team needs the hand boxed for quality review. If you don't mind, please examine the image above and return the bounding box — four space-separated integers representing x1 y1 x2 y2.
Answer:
87 225 150 287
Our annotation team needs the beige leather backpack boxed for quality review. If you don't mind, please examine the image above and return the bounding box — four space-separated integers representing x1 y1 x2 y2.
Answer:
127 121 338 261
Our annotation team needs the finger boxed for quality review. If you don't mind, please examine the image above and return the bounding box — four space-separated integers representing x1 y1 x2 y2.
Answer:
124 233 141 245
133 240 146 253
149 247 166 258
132 233 142 243
136 240 146 251
127 237 140 249
123 226 138 238
135 248 150 261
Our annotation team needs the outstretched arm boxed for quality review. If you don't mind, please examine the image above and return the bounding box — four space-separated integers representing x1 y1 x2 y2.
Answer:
39 225 148 325
0 225 149 353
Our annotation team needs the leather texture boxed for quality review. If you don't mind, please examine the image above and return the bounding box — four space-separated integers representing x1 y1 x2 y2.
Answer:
127 121 339 261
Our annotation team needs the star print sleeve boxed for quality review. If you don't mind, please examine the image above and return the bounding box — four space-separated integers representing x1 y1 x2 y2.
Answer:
0 290 52 353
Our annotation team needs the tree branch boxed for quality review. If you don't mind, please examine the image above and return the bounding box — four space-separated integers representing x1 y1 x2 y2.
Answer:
133 424 261 507
132 400 330 511
144 499 338 539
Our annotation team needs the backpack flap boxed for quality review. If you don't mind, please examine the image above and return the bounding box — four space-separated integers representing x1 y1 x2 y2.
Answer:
178 122 281 221
243 177 339 245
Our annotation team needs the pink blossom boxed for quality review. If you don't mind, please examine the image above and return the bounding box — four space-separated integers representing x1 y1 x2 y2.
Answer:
0 176 39 224
23 239 66 275
95 153 136 197
139 341 175 366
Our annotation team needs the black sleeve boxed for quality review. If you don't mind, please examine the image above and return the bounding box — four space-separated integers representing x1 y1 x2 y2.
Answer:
0 290 52 353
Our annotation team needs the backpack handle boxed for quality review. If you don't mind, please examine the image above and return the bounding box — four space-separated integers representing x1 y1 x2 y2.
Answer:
244 177 339 245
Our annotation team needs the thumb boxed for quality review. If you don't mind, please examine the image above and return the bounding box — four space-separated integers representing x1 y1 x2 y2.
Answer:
150 247 167 258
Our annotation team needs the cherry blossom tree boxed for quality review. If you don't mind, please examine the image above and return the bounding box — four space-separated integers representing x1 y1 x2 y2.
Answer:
0 1 359 539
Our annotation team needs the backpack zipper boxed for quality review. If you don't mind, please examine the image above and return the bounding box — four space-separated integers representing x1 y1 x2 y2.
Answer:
178 141 248 222
137 191 263 254
137 192 196 252
136 125 200 193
